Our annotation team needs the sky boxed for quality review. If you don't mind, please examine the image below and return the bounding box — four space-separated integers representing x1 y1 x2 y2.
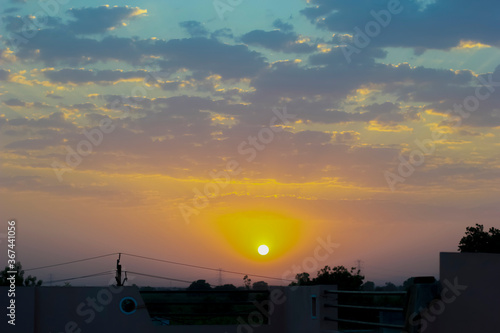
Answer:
1 0 500 287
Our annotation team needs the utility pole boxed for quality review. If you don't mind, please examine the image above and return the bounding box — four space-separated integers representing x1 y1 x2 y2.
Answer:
116 253 123 286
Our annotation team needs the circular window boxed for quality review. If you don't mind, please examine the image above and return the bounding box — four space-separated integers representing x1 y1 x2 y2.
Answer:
119 297 137 315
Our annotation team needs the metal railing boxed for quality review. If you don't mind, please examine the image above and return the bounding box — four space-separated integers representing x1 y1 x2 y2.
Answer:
324 289 407 331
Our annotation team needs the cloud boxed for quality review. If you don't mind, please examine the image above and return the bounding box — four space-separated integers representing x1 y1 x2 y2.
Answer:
211 28 234 40
4 137 63 150
2 98 51 109
14 30 148 65
43 68 149 84
0 93 397 185
66 5 147 34
2 14 61 32
0 174 128 200
102 94 219 117
0 69 11 81
458 129 482 137
355 102 406 123
154 37 267 79
0 176 41 190
309 46 388 65
366 121 413 132
14 30 266 79
4 98 26 106
294 130 332 145
3 112 74 130
247 50 477 110
2 0 499 195
241 29 316 53
419 66 500 128
0 48 16 63
357 102 400 114
3 7 20 14
46 92 64 99
301 0 500 51
179 21 209 37
272 19 294 32
60 103 98 112
332 131 361 143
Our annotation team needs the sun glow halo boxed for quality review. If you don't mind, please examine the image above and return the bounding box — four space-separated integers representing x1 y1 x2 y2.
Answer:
212 209 304 260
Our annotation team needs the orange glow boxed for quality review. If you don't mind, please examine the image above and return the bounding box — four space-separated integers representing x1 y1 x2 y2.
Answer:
213 210 304 261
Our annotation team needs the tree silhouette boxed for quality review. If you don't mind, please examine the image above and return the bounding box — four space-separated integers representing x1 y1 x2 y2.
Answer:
187 279 211 291
402 277 415 291
376 282 397 291
314 266 364 290
290 265 364 290
458 224 500 253
213 284 237 291
361 281 375 291
243 275 251 290
293 272 311 286
0 262 42 286
252 281 268 290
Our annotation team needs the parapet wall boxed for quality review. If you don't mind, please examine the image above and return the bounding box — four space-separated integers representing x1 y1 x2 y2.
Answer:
424 252 500 333
0 285 337 333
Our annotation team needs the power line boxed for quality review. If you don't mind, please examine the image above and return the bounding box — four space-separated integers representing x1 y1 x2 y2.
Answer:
22 252 294 283
127 271 200 285
221 268 292 282
25 253 119 271
50 271 115 284
121 252 293 282
121 253 226 274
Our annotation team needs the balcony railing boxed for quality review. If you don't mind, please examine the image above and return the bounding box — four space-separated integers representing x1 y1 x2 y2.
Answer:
323 289 407 331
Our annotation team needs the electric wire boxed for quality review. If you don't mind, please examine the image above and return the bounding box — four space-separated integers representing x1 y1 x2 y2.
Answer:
25 253 119 271
121 252 293 282
50 271 115 284
126 271 199 285
21 252 293 283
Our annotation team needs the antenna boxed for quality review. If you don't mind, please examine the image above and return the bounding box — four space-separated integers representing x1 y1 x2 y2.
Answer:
122 271 128 286
356 260 364 272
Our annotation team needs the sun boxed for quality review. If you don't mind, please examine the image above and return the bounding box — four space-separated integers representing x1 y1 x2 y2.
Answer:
258 244 269 256
212 209 305 260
